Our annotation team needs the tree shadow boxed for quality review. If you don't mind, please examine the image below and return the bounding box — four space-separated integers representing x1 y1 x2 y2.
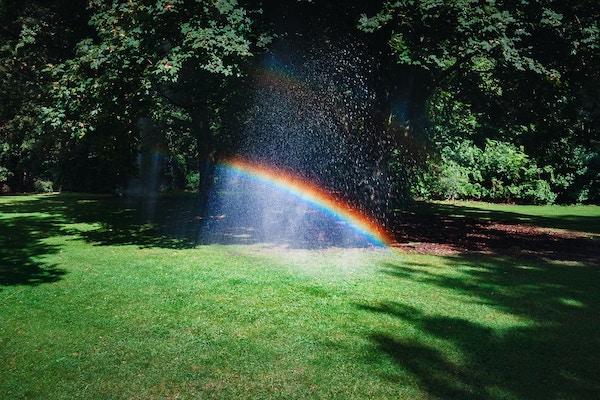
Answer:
358 255 600 399
406 202 600 234
0 214 66 286
0 193 378 251
392 202 600 263
0 194 202 250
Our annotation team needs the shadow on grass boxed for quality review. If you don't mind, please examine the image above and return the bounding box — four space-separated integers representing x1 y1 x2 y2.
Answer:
393 202 600 263
2 194 599 397
4 195 598 258
0 193 381 286
0 193 380 251
1 194 598 289
0 193 201 287
0 193 380 255
0 194 201 251
359 255 600 399
0 214 66 286
407 202 600 234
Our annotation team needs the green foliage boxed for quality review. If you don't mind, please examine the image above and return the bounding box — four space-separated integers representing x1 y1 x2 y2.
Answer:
32 179 54 193
418 160 474 200
185 171 200 191
416 139 557 204
363 1 600 205
1 0 268 193
0 166 12 183
0 0 598 205
0 0 93 191
542 141 600 204
359 0 565 86
42 0 267 138
419 77 600 203
75 0 263 192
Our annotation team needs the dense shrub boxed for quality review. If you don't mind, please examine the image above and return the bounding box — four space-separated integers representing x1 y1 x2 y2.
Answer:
544 143 600 204
0 166 12 183
415 139 557 204
0 166 11 193
33 179 54 193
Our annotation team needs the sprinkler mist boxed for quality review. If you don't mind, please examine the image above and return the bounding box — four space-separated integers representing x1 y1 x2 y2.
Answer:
199 40 396 249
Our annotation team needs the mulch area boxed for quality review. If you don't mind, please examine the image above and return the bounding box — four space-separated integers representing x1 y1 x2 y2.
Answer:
389 210 600 264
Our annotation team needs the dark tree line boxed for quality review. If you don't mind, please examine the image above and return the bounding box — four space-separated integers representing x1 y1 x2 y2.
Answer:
1 0 599 205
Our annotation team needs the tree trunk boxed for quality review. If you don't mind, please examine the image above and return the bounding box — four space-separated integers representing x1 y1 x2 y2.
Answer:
192 107 216 216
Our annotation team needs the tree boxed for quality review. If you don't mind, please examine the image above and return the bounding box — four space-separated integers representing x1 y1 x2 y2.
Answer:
360 0 600 203
42 0 269 202
0 0 89 192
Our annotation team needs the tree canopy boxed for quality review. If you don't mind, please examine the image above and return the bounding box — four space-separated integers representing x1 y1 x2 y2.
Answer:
1 0 598 205
360 0 600 202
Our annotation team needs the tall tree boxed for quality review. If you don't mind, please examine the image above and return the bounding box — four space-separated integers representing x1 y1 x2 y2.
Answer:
0 0 89 192
43 0 270 202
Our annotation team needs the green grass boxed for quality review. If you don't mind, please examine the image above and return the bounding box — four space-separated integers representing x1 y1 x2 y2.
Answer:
429 200 600 234
1 194 599 399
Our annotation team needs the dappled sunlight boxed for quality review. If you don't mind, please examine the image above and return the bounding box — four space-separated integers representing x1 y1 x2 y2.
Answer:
0 193 395 250
1 194 599 399
0 201 67 286
357 252 600 399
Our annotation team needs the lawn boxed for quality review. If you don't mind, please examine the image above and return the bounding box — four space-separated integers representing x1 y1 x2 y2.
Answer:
1 194 599 399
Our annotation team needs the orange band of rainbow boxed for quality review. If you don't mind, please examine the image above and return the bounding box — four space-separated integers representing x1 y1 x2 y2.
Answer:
219 157 392 246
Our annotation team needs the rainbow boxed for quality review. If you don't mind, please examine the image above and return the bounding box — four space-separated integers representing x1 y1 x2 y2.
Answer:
219 158 393 247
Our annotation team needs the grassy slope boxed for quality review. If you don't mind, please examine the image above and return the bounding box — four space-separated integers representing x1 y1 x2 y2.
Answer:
1 194 599 399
